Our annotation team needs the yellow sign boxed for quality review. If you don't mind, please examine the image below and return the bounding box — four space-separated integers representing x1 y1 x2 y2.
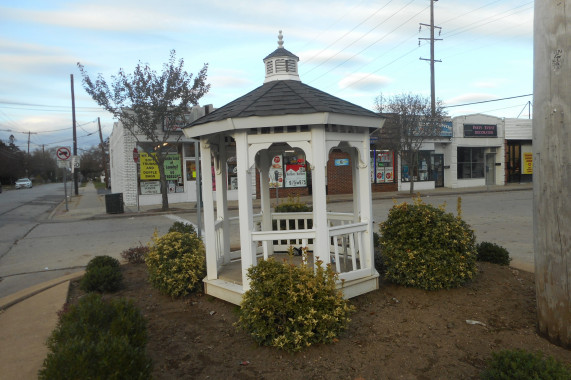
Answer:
140 153 160 180
523 152 533 174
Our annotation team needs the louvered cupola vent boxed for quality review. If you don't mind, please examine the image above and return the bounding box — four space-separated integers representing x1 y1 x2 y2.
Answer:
263 31 301 83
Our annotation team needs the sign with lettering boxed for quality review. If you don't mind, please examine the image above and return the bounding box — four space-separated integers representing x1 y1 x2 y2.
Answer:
284 164 306 187
140 153 160 180
163 154 181 181
523 152 533 174
140 181 161 195
463 124 497 137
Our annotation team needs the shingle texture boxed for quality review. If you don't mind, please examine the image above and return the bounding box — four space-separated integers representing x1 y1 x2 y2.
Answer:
263 47 299 60
186 80 380 128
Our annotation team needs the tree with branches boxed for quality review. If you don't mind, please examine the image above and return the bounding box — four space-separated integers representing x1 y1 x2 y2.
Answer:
375 93 448 194
78 50 210 210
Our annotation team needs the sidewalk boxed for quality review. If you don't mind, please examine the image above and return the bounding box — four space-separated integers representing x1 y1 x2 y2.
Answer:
0 181 533 379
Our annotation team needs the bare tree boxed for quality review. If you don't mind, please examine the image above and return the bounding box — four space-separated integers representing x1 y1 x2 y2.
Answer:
375 93 447 194
78 50 210 210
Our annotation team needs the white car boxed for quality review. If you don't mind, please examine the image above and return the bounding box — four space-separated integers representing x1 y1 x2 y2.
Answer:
15 178 32 189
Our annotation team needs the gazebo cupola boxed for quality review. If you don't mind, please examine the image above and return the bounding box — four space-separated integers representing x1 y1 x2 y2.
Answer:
263 30 300 83
183 31 385 305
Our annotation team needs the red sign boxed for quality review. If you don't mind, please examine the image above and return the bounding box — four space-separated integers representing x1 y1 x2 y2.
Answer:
56 146 71 161
133 148 139 163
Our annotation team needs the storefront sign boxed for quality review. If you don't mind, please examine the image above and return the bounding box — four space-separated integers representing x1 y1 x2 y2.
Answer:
269 155 283 188
140 181 161 195
139 153 181 181
523 152 533 174
140 153 160 180
163 154 182 181
463 124 497 137
335 158 349 166
285 164 307 187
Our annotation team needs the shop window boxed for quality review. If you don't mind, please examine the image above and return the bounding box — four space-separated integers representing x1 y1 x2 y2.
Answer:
268 152 307 188
401 151 433 182
457 147 485 179
370 150 395 183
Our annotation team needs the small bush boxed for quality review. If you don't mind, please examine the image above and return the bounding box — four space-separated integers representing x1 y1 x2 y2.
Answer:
476 241 511 266
39 293 151 379
275 195 312 212
80 255 122 293
146 231 206 297
121 245 150 264
236 251 355 352
379 196 477 290
168 220 196 235
481 349 571 380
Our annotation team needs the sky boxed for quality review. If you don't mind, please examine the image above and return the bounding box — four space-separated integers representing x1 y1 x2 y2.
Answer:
0 0 534 153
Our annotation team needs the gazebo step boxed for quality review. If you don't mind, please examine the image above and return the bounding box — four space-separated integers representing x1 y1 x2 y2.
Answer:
337 273 380 300
203 278 245 305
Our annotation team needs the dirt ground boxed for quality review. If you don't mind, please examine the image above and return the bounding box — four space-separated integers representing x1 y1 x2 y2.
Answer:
67 262 571 380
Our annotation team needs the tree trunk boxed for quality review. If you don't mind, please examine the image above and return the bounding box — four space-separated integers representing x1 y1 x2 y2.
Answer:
532 0 571 348
157 158 170 211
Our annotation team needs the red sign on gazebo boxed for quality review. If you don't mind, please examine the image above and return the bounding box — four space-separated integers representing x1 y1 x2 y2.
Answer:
133 148 139 163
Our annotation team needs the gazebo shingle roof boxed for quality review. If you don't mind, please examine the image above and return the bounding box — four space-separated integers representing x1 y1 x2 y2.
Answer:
186 80 379 128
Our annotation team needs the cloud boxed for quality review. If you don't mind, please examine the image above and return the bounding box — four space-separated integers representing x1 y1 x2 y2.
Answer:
338 72 392 91
209 69 254 89
444 93 496 106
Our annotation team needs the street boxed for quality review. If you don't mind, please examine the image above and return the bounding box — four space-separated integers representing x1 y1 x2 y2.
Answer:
0 184 174 298
0 184 533 299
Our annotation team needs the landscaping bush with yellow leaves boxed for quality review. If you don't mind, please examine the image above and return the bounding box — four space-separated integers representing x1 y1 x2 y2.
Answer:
236 249 355 352
146 231 205 298
379 196 477 290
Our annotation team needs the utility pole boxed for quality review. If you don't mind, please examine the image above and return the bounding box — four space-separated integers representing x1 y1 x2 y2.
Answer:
70 74 78 195
419 0 442 116
97 117 109 188
533 1 571 348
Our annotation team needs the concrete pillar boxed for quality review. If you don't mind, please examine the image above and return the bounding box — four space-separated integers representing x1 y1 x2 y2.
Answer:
533 1 571 347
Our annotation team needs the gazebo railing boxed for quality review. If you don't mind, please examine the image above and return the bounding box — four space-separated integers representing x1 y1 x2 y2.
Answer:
212 211 371 278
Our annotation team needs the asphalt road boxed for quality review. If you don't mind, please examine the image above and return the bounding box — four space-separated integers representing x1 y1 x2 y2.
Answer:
0 184 173 298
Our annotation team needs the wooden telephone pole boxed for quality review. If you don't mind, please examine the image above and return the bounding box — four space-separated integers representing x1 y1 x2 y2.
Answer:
533 1 571 347
419 0 442 116
97 117 109 188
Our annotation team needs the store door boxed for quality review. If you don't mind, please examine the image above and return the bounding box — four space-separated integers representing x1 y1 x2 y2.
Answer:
485 154 496 185
431 154 444 187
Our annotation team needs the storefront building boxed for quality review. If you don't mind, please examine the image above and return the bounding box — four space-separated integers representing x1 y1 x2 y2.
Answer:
504 118 533 183
108 105 213 207
445 114 506 188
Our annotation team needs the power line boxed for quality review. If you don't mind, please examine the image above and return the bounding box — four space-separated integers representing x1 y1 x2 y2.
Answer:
443 93 532 108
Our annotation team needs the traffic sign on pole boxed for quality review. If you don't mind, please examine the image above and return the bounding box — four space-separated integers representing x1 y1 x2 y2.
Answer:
56 146 72 161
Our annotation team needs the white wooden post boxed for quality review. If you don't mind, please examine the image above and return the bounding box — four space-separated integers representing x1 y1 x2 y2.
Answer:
200 139 218 280
216 135 230 262
259 151 274 257
235 131 256 291
350 149 360 222
311 126 330 267
358 133 374 274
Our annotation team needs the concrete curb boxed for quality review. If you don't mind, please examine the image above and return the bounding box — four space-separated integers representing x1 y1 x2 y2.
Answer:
0 271 84 311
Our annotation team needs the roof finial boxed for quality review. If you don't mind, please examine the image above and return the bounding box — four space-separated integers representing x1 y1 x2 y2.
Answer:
278 30 283 48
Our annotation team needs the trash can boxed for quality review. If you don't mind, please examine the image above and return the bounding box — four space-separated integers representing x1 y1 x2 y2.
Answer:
105 193 124 214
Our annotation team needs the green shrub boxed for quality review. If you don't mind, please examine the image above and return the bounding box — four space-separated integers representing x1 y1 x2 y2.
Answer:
121 245 150 264
481 349 571 380
80 255 123 293
378 196 477 290
168 220 196 235
275 195 313 212
146 231 206 297
85 255 120 271
236 251 355 352
476 241 511 266
39 293 151 379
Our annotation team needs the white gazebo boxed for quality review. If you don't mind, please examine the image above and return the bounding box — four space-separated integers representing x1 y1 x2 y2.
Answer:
183 32 385 305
